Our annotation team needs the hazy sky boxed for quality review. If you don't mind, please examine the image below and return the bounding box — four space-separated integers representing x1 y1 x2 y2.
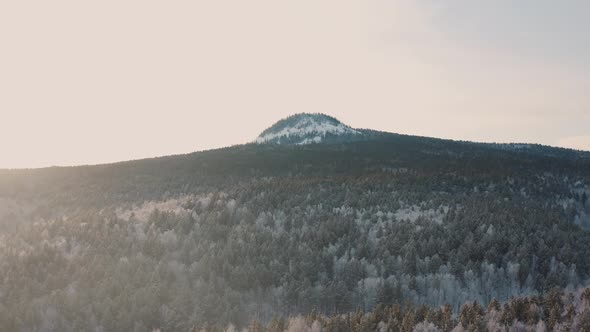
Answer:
1 1 589 168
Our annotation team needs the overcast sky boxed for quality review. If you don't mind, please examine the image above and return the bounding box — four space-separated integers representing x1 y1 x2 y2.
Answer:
1 0 589 168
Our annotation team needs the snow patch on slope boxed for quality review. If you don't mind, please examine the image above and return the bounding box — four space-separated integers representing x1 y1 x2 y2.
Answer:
297 136 323 145
115 195 195 221
394 205 449 224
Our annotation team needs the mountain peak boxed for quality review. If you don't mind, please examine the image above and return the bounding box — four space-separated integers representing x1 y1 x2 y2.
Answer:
256 113 361 145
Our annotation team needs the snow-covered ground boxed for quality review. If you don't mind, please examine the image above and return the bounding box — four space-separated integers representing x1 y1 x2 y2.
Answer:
256 115 360 145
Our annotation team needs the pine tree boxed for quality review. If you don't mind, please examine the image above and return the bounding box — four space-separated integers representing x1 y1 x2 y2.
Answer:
563 304 576 331
487 299 501 314
582 288 590 309
247 319 264 332
267 317 285 332
401 309 416 332
545 288 564 330
579 309 590 331
459 302 485 332
440 304 455 332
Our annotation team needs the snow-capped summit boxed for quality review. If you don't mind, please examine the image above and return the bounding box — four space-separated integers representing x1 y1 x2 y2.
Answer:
256 113 362 145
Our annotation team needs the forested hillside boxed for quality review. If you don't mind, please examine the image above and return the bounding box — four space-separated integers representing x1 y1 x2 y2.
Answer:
214 288 590 331
1 116 590 331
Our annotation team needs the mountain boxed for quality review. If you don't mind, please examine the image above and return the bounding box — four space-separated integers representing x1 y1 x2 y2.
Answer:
255 113 365 145
256 113 590 160
0 114 589 331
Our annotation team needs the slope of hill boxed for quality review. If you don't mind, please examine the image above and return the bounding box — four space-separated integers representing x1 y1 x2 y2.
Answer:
0 114 589 330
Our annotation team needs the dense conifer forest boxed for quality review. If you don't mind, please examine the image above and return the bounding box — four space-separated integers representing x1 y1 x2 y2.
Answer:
207 288 590 331
1 125 589 331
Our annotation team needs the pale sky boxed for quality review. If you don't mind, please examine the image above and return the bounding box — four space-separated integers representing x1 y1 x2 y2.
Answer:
1 1 589 168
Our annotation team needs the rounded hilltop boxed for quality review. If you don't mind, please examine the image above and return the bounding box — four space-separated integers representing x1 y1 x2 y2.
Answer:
255 113 362 145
